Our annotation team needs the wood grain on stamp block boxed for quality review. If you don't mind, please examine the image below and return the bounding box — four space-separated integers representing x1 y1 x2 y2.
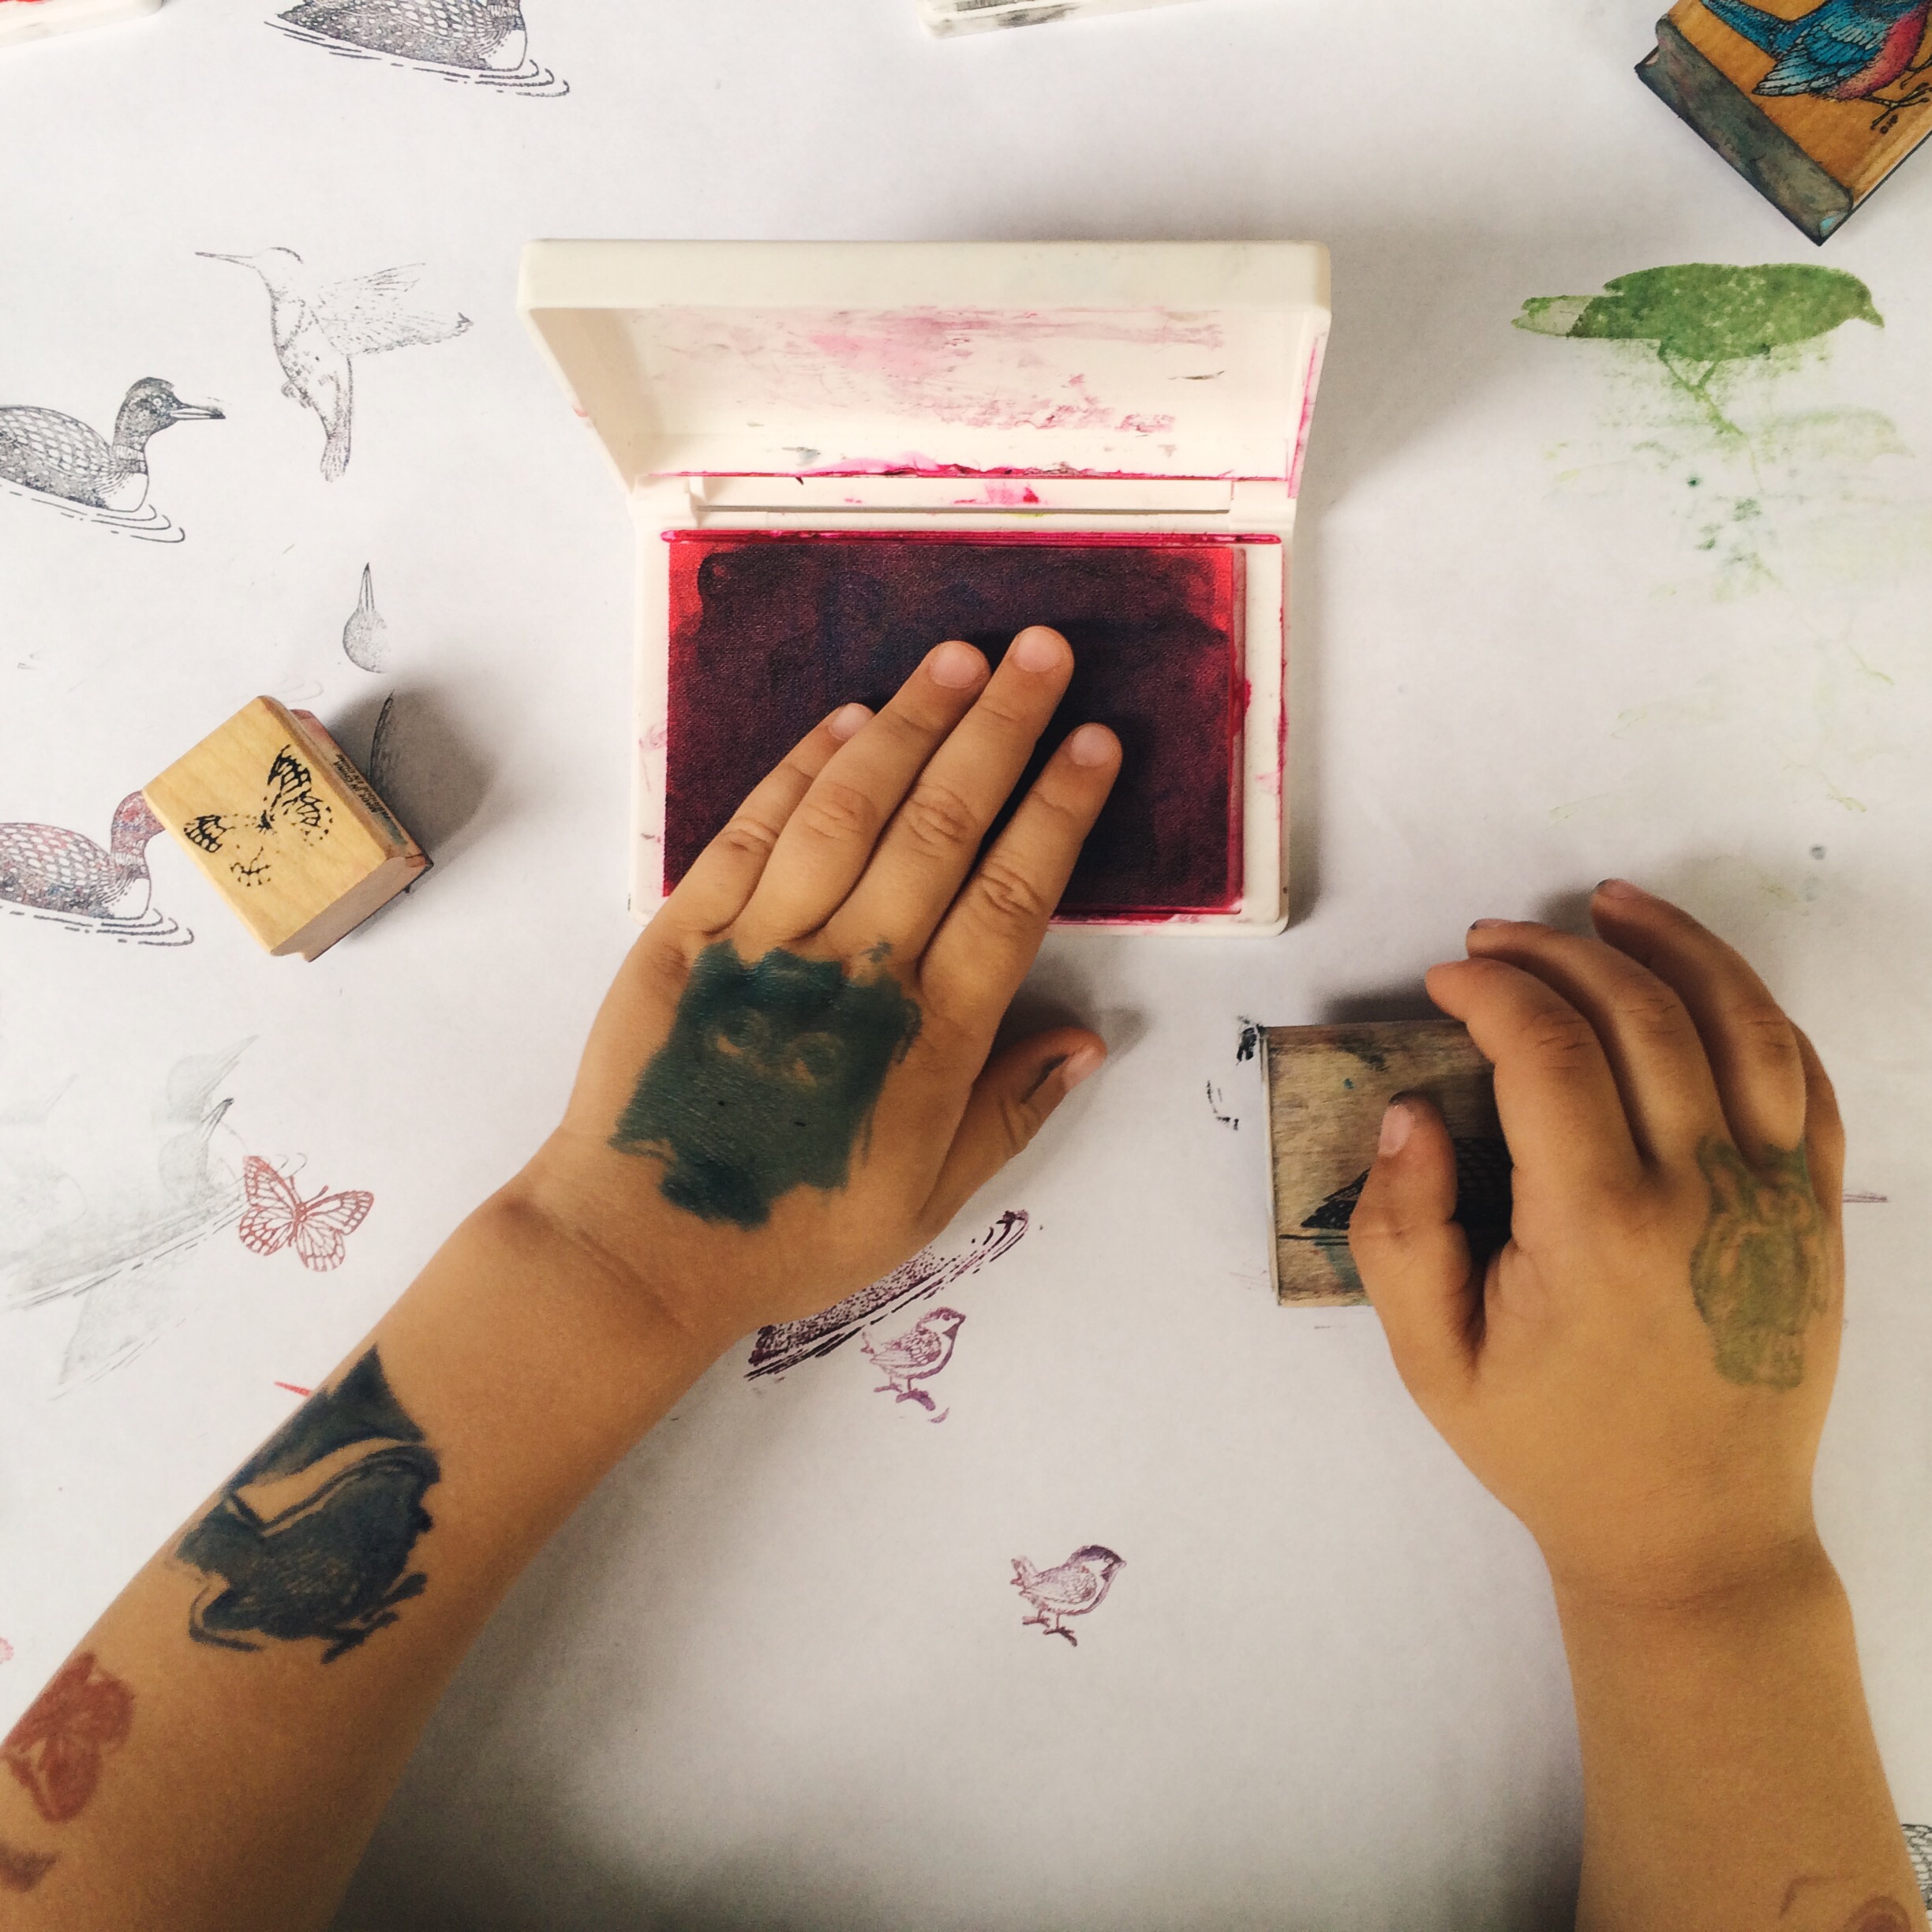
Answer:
1264 1020 1507 1308
1642 1 1932 240
144 697 425 961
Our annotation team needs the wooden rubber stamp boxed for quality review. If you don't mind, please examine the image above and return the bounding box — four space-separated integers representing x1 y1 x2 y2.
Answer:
1262 1020 1511 1307
1639 0 1932 242
144 697 426 960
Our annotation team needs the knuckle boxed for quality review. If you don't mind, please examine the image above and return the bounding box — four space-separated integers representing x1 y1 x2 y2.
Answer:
1728 996 1799 1063
710 815 780 867
895 781 984 859
998 1091 1038 1159
1519 1007 1601 1069
969 859 1053 929
1609 983 1693 1046
794 777 879 847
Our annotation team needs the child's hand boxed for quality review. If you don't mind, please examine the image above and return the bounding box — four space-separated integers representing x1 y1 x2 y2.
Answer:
1349 882 1844 1609
517 628 1120 1350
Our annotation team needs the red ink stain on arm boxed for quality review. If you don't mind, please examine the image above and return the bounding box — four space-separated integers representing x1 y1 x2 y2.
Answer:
1 1652 133 1824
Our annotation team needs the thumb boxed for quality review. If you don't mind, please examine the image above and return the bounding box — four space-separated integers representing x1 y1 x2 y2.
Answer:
1349 1094 1481 1405
925 1027 1106 1230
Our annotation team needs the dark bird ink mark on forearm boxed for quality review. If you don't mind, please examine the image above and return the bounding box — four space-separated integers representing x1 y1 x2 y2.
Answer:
0 1838 55 1893
611 942 921 1229
2 1653 133 1824
1690 1139 1830 1389
176 1349 440 1662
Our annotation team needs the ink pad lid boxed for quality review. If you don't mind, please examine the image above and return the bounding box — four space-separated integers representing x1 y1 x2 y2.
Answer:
519 240 1330 491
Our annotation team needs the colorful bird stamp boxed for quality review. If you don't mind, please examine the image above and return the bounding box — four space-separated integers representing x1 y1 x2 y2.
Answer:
1010 1545 1125 1647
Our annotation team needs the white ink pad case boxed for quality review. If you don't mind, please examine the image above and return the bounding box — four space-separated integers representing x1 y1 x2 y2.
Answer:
519 240 1328 934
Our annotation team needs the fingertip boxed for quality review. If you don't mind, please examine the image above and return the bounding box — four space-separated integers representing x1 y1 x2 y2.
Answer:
1011 624 1071 674
1064 722 1119 769
826 702 872 743
1058 1042 1106 1090
1378 1099 1413 1157
928 638 988 690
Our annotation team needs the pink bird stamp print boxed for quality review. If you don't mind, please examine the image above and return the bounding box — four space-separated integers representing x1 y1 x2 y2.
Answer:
860 1306 964 1421
1010 1544 1125 1647
237 1156 373 1271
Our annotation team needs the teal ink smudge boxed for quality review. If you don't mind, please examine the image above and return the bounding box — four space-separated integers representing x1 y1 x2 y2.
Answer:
611 942 921 1228
1515 264 1881 435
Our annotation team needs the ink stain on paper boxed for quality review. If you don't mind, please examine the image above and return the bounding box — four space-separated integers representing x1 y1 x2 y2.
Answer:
0 376 222 542
1517 263 1883 436
270 0 567 93
1010 1544 1124 1646
747 1208 1029 1379
343 564 389 672
665 533 1247 915
612 942 921 1230
0 1651 132 1823
860 1306 964 1421
1522 264 1932 822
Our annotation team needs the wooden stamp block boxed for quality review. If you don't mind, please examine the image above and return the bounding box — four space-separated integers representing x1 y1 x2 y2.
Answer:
1263 1020 1510 1307
144 697 426 960
1640 1 1932 242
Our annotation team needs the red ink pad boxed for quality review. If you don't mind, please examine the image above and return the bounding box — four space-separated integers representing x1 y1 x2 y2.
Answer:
665 531 1245 917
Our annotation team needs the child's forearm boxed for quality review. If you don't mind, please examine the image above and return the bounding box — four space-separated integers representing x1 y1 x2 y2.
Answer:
0 1185 715 1932
1558 1542 1923 1932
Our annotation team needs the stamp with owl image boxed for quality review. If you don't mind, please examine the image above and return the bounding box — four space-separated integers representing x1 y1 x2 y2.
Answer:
175 1350 440 1663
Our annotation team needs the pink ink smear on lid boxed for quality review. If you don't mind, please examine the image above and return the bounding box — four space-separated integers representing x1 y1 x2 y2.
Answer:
664 531 1250 917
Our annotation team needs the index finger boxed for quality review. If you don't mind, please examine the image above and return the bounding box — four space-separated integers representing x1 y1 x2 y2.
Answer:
1426 954 1645 1204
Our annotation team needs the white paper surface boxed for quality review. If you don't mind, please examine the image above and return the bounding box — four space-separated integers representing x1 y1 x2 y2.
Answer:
2 3 1930 1927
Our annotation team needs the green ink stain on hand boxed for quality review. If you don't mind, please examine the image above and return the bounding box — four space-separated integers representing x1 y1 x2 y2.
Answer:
1689 1138 1831 1390
611 942 922 1229
1516 264 1881 435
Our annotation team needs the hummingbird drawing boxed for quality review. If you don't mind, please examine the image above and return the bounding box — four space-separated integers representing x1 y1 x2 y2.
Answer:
1702 0 1932 129
199 249 470 481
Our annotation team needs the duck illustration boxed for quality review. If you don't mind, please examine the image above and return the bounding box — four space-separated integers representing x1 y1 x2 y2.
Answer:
0 792 167 921
275 0 528 69
200 248 470 480
0 379 222 513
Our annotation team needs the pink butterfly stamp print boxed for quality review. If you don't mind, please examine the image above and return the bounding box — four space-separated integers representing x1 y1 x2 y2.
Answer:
238 1156 373 1271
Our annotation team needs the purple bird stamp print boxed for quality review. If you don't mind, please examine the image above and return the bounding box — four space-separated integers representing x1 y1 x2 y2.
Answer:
860 1306 964 1422
745 1208 1028 1380
1010 1545 1125 1647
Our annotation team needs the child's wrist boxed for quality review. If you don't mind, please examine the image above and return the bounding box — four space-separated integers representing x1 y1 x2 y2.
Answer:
1547 1527 1839 1641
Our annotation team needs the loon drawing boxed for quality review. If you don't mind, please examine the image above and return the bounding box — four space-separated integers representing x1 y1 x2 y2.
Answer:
200 248 470 480
275 0 528 69
0 379 222 513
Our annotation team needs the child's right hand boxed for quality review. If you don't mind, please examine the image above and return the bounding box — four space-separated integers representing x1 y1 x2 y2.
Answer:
1349 881 1844 1611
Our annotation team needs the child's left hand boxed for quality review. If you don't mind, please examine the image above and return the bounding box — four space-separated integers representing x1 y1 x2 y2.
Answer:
515 626 1120 1350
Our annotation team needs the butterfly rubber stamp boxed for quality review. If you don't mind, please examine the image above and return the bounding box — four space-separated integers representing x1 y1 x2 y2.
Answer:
183 747 332 889
238 1155 373 1271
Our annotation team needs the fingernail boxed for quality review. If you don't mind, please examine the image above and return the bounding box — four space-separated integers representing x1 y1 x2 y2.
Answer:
1061 1044 1106 1089
1595 877 1646 901
1065 723 1116 768
1379 1100 1413 1157
1469 917 1511 930
930 640 986 689
827 702 871 742
1013 626 1068 673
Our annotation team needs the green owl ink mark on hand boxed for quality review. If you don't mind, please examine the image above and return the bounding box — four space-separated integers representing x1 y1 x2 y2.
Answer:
612 942 922 1229
1689 1137 1831 1389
